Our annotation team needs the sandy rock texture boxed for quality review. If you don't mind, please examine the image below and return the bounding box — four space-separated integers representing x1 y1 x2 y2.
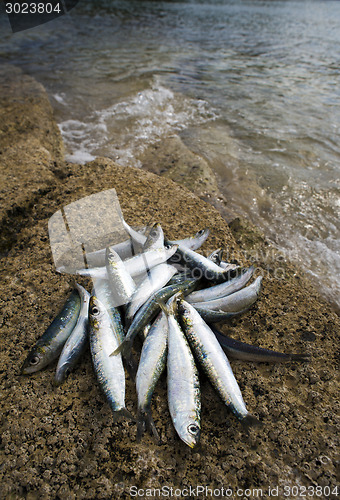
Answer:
138 134 237 221
0 66 339 500
0 65 65 254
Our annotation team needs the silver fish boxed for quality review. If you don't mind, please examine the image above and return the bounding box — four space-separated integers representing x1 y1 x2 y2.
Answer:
178 298 260 426
169 228 210 251
106 246 136 306
77 245 178 281
219 261 240 272
112 278 199 357
21 289 81 374
194 306 250 323
124 245 178 278
211 326 311 363
89 295 132 421
91 278 137 378
125 263 177 324
187 266 255 303
85 238 135 267
166 294 201 448
116 206 147 254
168 243 237 283
91 278 125 344
192 276 262 312
136 312 168 441
207 248 223 265
142 223 164 251
54 284 90 385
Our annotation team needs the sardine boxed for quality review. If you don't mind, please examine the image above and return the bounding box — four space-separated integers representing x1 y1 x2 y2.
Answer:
91 278 137 377
116 207 147 254
106 246 136 306
111 278 199 357
21 289 81 374
124 245 178 278
142 223 164 251
178 298 260 426
77 245 179 281
211 326 311 363
54 284 90 385
192 276 262 312
219 261 240 272
89 295 132 421
168 243 237 283
136 312 168 441
168 228 210 251
194 306 250 323
85 237 136 268
91 278 125 344
166 294 201 448
187 266 255 303
125 263 177 324
207 248 223 265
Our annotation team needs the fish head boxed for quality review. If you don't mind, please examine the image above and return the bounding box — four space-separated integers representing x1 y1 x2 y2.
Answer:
54 361 72 386
21 346 47 374
179 421 201 448
166 291 183 315
89 295 106 327
106 246 122 268
145 223 163 243
193 228 210 245
163 243 178 259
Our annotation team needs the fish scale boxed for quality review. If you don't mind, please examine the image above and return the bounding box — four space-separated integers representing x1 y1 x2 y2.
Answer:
178 297 260 426
89 295 131 420
166 294 201 448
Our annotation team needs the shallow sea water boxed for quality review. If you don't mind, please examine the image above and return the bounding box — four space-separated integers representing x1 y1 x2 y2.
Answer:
0 0 339 310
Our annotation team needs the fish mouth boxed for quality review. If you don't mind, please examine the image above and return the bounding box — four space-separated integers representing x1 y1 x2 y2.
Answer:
20 363 36 375
182 431 200 449
54 364 71 386
182 437 199 449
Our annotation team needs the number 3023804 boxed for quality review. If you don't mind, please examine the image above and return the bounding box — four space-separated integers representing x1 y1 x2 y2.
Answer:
5 3 62 14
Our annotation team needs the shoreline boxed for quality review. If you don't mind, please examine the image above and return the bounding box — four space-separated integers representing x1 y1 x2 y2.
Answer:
0 64 339 498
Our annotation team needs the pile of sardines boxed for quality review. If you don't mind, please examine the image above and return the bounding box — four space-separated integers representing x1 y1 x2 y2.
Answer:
21 215 309 447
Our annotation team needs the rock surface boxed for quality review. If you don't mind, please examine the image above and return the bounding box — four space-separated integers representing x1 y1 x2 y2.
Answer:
0 66 339 499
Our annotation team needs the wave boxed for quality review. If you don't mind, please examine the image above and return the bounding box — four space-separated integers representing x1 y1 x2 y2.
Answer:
57 77 219 167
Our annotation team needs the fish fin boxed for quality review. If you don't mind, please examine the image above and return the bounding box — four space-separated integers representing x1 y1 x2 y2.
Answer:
110 339 131 357
241 414 263 432
112 408 135 423
137 409 160 443
288 353 311 362
156 299 169 317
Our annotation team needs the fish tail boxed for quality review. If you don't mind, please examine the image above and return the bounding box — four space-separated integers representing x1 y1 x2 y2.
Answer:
137 409 160 443
123 352 138 380
288 353 311 362
112 408 135 423
240 414 263 431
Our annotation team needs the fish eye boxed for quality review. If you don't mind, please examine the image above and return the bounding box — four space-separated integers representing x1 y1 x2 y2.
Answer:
91 306 100 316
29 356 40 366
150 230 157 238
198 229 205 235
165 244 172 250
188 424 199 435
